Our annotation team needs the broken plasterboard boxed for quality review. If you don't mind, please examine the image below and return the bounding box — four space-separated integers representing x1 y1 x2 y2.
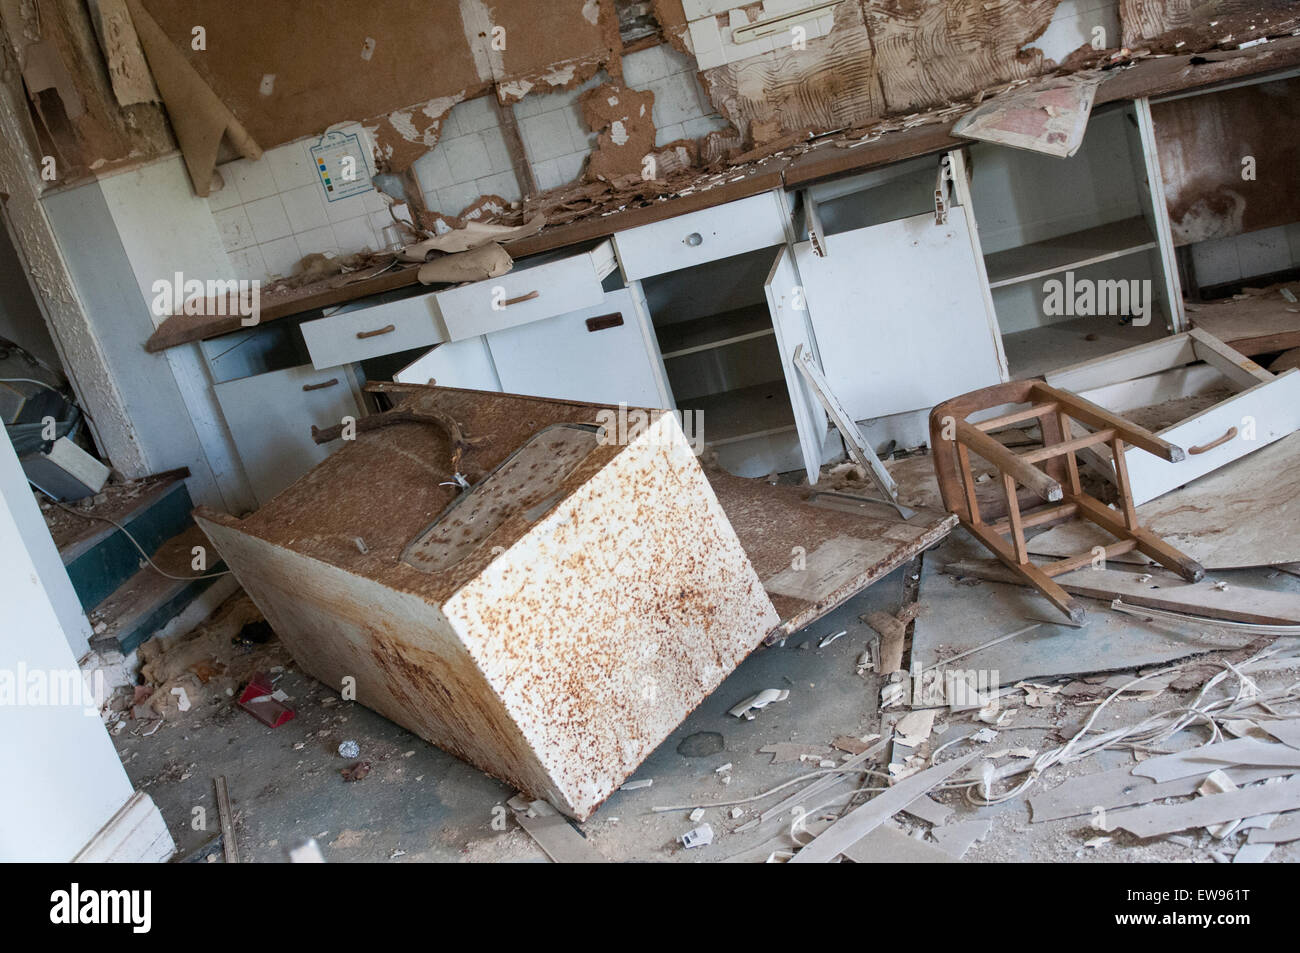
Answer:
953 72 1103 158
1027 431 1300 569
913 534 1251 684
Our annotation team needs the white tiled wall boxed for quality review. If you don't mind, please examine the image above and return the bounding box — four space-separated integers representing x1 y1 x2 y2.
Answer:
1189 223 1300 288
412 43 730 212
207 44 731 263
209 124 390 283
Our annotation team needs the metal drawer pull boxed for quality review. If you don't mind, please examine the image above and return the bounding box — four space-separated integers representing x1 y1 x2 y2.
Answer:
503 290 539 307
302 378 339 392
585 312 624 333
684 232 703 246
1188 426 1238 455
356 324 396 339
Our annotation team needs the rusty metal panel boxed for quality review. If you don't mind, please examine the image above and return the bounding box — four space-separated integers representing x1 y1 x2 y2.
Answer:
196 388 777 820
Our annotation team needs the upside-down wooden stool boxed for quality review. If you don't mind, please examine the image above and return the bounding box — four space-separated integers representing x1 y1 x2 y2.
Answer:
929 380 1205 623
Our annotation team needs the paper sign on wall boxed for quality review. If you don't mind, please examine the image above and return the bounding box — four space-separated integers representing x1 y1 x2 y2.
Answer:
310 130 373 201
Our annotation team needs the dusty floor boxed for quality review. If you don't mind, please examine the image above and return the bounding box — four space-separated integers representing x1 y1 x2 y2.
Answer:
109 542 1300 863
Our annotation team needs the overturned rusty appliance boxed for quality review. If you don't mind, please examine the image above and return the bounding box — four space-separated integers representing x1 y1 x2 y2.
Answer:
197 384 778 820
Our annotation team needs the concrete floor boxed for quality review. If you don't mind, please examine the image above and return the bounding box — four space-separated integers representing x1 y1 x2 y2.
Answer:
111 550 1300 863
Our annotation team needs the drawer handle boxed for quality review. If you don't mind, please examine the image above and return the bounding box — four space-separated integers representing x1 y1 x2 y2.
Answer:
684 232 703 247
356 324 396 339
1188 426 1238 455
585 312 624 333
302 378 339 392
502 290 540 307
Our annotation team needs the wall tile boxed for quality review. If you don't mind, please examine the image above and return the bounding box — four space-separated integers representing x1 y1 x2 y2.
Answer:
213 206 255 251
244 195 292 243
281 184 331 233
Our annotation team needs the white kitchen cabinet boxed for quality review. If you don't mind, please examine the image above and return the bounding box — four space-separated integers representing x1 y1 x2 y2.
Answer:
214 364 363 507
613 192 790 281
432 241 617 341
300 288 447 369
795 202 1005 422
485 289 672 408
394 336 502 391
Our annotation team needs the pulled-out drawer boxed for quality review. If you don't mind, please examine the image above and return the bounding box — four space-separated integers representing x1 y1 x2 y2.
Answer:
301 293 445 369
613 192 789 281
1047 329 1300 504
432 241 616 341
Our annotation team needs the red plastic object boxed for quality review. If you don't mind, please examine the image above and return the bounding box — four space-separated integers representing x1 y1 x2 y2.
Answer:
238 672 296 727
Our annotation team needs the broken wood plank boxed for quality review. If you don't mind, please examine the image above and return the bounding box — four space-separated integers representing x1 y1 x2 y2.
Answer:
941 560 1300 626
510 799 608 863
865 603 921 674
214 775 238 864
789 750 982 863
1102 777 1300 838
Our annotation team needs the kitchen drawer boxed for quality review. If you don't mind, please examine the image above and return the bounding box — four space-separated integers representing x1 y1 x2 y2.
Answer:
214 365 362 506
613 192 789 281
431 241 615 341
486 289 671 408
301 293 445 369
1048 330 1300 504
1119 370 1300 504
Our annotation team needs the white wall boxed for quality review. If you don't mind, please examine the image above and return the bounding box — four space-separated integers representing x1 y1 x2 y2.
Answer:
0 430 141 861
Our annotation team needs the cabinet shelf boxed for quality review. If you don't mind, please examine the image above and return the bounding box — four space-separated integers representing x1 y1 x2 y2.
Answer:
656 304 775 360
984 216 1158 289
677 381 796 446
1003 315 1168 380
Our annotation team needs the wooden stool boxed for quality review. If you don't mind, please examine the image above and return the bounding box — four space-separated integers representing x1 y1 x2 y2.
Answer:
930 380 1204 623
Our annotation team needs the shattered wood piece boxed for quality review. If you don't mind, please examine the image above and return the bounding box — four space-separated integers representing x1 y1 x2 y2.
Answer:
840 823 957 863
833 735 876 755
866 606 918 674
1133 739 1300 783
1102 777 1300 839
758 743 831 764
788 750 982 863
89 0 160 106
930 818 992 859
416 242 513 285
214 776 237 864
517 813 609 863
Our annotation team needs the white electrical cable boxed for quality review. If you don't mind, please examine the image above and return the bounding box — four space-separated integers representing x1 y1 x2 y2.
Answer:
48 498 231 581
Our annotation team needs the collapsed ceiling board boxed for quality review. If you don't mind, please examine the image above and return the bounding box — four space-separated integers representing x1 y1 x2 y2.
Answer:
1120 0 1300 50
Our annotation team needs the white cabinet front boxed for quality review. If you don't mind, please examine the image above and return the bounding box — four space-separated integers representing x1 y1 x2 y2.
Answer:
795 206 1004 421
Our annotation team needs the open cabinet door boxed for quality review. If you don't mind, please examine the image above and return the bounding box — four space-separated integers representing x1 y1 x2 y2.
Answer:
794 206 1003 421
765 245 829 483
